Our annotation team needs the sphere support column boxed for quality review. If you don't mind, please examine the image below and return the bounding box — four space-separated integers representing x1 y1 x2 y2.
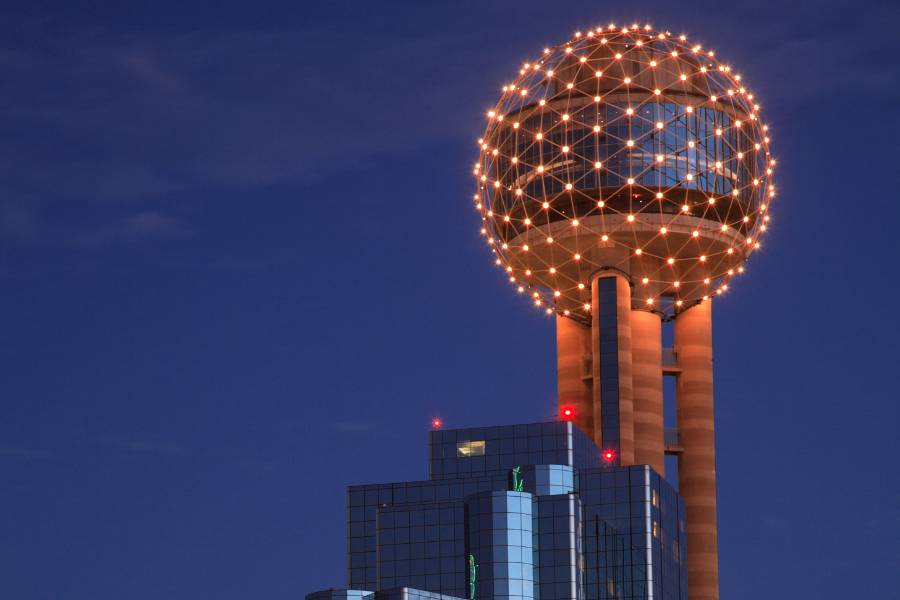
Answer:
675 301 719 600
631 309 665 475
556 315 593 436
591 273 634 464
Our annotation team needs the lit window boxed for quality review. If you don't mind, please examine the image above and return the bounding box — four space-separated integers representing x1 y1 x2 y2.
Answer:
652 489 659 507
456 440 486 457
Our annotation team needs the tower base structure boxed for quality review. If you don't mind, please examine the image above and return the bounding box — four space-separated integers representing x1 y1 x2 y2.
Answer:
557 284 719 600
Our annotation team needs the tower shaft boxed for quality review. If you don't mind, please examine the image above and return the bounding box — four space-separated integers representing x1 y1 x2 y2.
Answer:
631 309 665 475
557 288 719 600
675 301 719 600
556 314 592 435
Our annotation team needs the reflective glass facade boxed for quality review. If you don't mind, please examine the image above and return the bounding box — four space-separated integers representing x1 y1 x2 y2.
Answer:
377 502 467 597
467 491 535 600
505 102 750 200
311 421 686 600
534 493 582 600
578 468 686 600
307 590 376 600
533 465 575 496
308 588 468 600
428 422 604 480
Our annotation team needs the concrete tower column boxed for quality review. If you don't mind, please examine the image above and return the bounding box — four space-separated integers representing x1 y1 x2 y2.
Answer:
631 309 664 475
591 273 633 463
674 301 719 600
556 315 593 436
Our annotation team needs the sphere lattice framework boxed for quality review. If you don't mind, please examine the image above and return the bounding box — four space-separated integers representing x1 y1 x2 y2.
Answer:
474 24 776 321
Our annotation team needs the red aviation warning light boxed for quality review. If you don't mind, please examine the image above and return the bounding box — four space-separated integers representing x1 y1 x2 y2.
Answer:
431 418 443 430
602 449 616 463
560 406 575 420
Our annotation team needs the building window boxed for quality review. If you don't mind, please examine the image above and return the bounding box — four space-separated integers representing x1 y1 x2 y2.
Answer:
456 440 486 457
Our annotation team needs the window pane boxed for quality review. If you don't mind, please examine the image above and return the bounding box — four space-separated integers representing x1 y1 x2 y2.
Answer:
456 440 486 457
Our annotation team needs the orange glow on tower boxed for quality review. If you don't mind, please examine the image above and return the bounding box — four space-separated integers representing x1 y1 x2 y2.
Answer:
470 24 778 600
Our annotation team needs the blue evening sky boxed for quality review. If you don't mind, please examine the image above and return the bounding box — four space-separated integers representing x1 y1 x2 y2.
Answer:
1 1 898 598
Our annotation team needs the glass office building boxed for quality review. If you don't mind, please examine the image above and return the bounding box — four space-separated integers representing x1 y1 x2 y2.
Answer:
308 421 686 600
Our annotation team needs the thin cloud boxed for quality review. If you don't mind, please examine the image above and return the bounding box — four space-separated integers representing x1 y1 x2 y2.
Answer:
104 437 192 456
738 2 900 105
216 251 301 273
116 51 183 94
0 445 52 459
0 195 39 240
75 210 187 245
333 419 380 433
0 27 485 202
0 25 488 247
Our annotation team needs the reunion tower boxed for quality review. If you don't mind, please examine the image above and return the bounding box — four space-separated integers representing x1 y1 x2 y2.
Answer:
304 21 779 600
474 24 776 600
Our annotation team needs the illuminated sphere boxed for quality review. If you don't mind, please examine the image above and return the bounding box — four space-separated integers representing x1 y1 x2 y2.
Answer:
474 24 776 320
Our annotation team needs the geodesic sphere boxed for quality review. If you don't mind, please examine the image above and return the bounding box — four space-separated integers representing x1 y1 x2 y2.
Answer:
473 23 776 320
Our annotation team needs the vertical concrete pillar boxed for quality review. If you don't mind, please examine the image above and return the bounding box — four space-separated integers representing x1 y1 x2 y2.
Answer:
556 315 593 438
674 301 719 600
631 309 664 475
591 273 633 464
